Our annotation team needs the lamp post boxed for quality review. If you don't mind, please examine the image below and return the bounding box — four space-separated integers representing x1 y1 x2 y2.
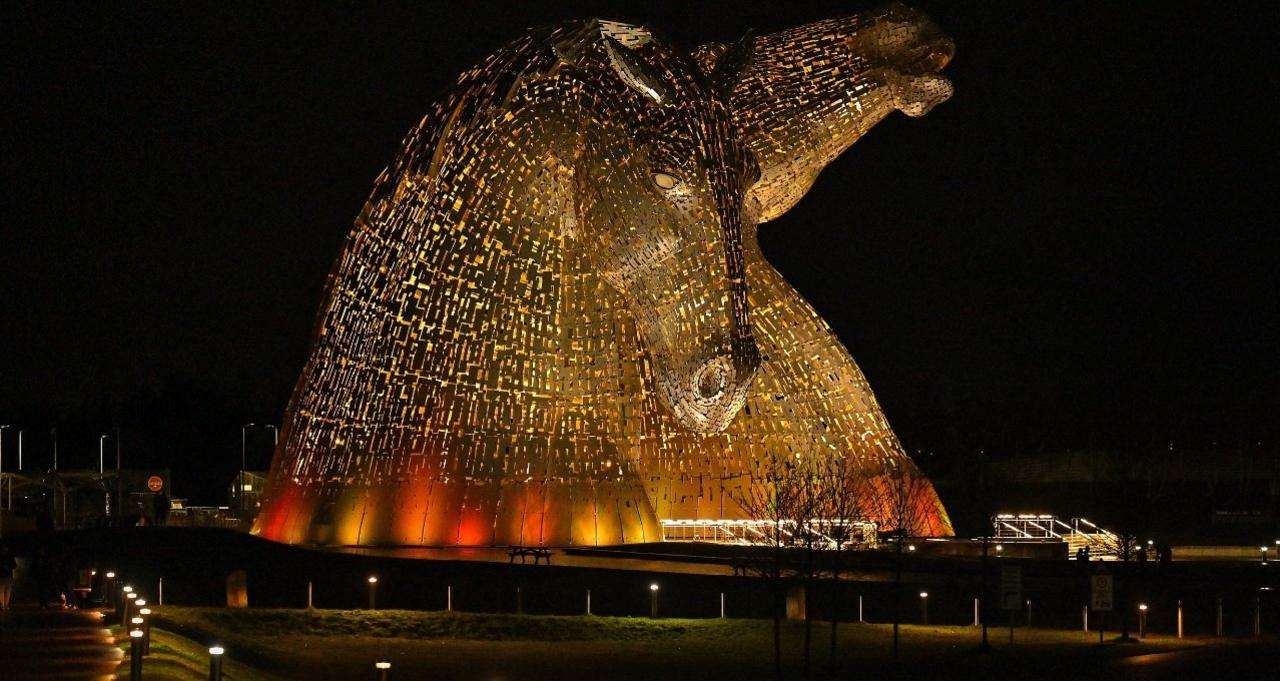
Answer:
649 583 659 619
240 423 255 514
208 646 225 681
138 607 152 655
368 576 378 610
1138 603 1148 639
1262 546 1269 565
265 424 279 446
375 661 391 681
919 592 929 625
51 427 58 470
128 629 144 681
0 424 9 516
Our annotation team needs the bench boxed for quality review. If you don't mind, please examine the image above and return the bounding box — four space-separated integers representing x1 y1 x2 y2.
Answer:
508 546 553 565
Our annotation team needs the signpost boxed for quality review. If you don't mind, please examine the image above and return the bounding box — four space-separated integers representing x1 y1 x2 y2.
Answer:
1091 573 1113 645
1001 565 1022 644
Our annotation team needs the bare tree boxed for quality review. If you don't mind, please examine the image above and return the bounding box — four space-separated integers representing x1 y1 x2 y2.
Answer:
862 459 934 657
815 453 867 673
731 452 808 680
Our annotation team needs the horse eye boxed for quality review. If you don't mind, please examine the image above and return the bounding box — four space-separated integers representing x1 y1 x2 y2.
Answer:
651 172 680 190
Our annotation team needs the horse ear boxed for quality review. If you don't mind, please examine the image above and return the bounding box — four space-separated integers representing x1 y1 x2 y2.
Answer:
709 30 755 99
601 34 669 104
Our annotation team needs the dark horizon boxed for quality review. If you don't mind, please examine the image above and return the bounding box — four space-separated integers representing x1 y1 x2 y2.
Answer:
3 2 1276 504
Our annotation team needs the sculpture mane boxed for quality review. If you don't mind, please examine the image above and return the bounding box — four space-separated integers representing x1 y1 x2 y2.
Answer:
254 4 956 547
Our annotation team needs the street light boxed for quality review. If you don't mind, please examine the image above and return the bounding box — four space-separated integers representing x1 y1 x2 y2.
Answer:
240 423 256 513
0 424 9 513
368 576 378 610
375 661 391 681
209 646 225 681
265 424 279 446
99 434 108 474
919 592 929 624
649 583 659 619
129 629 144 681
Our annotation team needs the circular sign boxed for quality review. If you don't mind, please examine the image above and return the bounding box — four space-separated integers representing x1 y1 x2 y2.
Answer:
146 475 164 493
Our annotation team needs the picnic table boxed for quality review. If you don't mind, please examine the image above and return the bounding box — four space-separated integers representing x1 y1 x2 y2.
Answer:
507 546 553 565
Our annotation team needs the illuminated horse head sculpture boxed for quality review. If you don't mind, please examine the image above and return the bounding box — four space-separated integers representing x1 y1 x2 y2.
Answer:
254 4 955 547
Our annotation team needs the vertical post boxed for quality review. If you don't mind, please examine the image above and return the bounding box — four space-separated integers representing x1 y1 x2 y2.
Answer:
858 595 863 623
1255 597 1261 637
1177 600 1183 639
1138 605 1147 639
158 578 163 606
375 661 391 680
516 586 523 614
1082 605 1088 632
447 585 452 612
973 597 980 627
1008 608 1014 645
367 576 377 610
1099 611 1105 646
919 592 928 625
129 630 143 681
1026 599 1033 628
586 588 591 616
1216 597 1223 637
307 581 313 609
649 583 659 619
720 592 726 619
208 647 224 681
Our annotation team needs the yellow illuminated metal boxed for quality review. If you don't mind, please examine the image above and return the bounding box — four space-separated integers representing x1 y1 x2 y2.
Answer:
254 5 954 547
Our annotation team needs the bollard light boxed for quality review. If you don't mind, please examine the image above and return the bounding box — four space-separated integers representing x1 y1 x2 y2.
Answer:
907 544 917 552
1138 603 1148 638
1261 546 1269 565
129 630 144 681
919 592 929 625
376 661 391 681
995 544 1003 553
209 646 225 681
368 576 379 610
649 583 659 619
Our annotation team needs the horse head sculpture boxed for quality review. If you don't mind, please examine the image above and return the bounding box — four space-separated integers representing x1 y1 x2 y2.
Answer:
254 4 955 548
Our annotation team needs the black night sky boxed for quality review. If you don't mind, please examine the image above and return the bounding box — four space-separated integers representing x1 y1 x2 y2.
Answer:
2 2 1276 504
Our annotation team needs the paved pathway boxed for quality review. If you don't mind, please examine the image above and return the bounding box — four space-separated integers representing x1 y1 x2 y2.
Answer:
0 607 122 681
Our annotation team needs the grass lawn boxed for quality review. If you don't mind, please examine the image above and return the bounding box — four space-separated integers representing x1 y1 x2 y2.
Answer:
139 606 1262 681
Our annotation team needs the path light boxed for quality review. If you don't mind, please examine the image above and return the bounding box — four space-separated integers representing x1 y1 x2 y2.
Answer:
649 583 660 619
1138 603 1149 638
209 646 225 681
919 592 929 625
376 661 391 681
368 576 379 610
1261 546 1269 565
129 630 144 681
907 544 917 552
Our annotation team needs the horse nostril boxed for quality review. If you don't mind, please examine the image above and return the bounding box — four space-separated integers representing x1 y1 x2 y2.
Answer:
694 359 730 400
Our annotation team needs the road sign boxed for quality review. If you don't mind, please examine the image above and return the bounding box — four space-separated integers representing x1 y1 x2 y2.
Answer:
1000 565 1023 610
1090 574 1114 612
146 475 164 493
